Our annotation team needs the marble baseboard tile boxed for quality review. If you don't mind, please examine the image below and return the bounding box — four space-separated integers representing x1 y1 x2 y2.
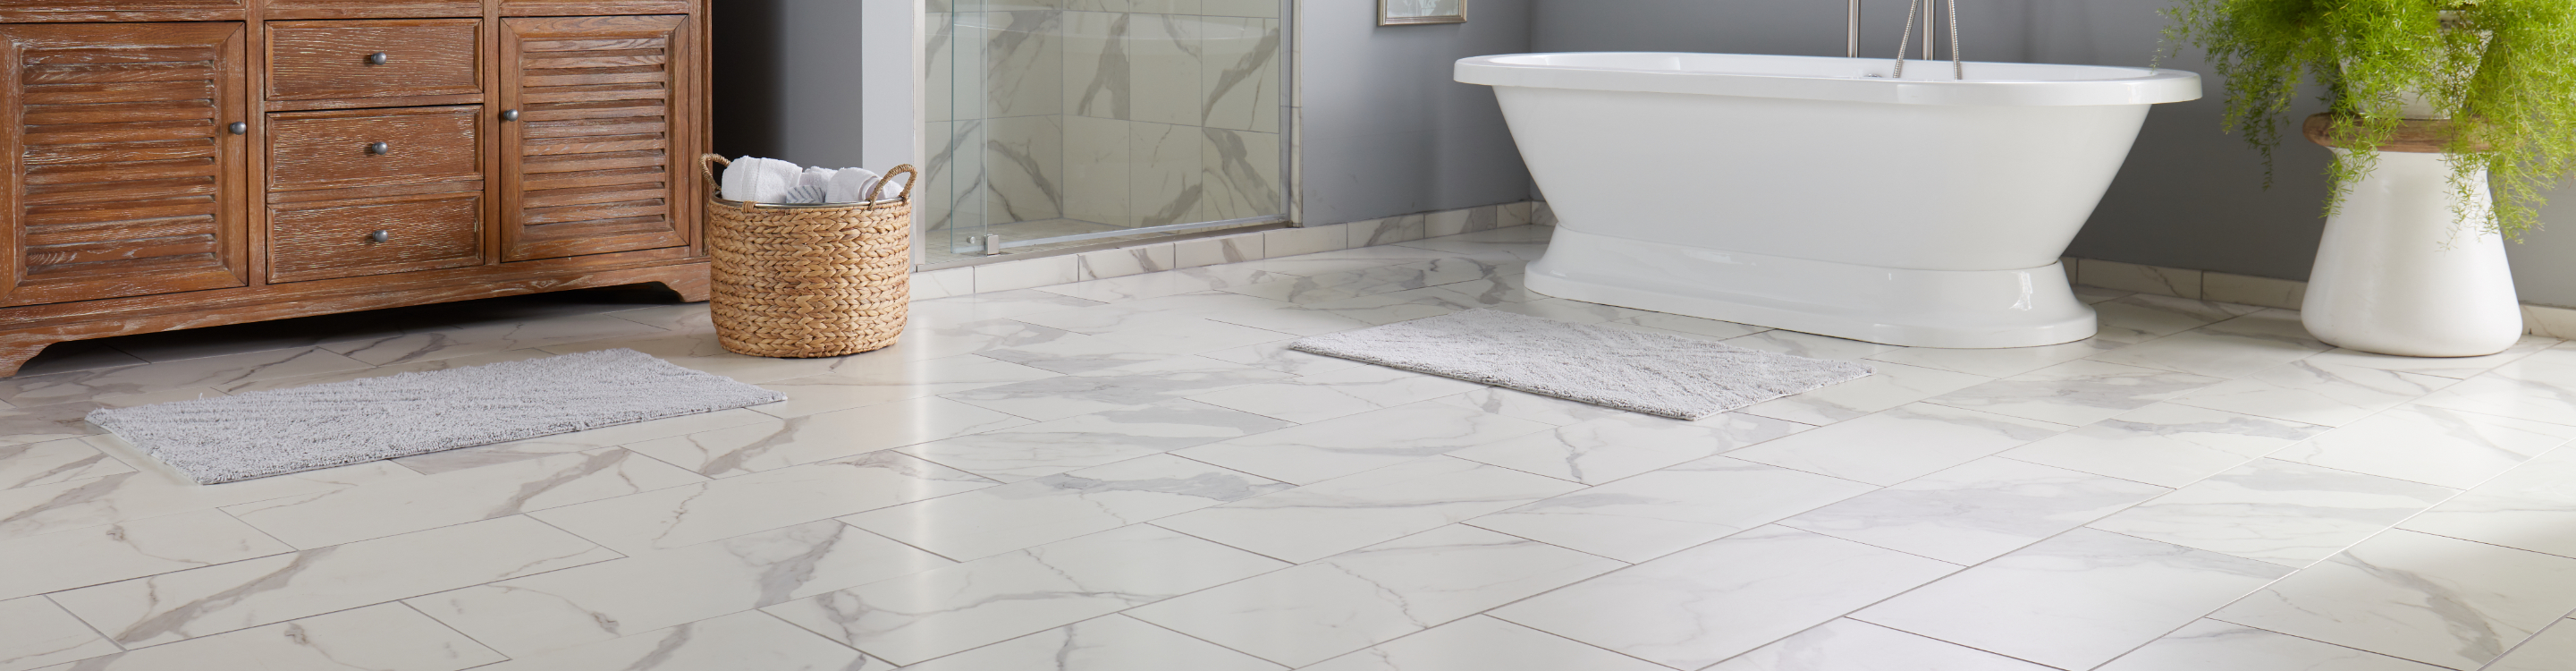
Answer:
1077 243 1176 281
1532 201 1557 225
2205 272 2310 310
1175 233 1264 268
913 268 975 302
2071 257 2576 336
927 201 1542 300
2078 259 2206 300
1266 225 1351 257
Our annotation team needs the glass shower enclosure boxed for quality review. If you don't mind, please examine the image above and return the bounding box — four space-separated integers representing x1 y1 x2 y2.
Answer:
925 1 1290 266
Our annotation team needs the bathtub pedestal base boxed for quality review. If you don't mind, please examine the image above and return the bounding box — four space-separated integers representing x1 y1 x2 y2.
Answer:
1524 227 2099 349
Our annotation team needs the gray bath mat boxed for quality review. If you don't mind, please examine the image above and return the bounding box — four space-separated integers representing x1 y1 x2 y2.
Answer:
1291 310 1873 420
87 349 785 484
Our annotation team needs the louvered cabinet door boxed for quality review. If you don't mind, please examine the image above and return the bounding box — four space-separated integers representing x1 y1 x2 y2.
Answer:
497 15 694 262
0 23 249 307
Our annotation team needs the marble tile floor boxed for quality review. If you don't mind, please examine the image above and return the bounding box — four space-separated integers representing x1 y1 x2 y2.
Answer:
5 225 2576 670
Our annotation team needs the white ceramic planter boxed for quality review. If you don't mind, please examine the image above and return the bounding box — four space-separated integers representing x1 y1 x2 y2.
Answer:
2302 149 2523 357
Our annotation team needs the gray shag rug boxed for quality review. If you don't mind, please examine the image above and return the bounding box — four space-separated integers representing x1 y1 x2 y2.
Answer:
1292 310 1873 420
88 349 785 484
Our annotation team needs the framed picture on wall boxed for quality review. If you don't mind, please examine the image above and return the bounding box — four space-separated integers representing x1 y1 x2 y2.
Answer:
1381 0 1467 25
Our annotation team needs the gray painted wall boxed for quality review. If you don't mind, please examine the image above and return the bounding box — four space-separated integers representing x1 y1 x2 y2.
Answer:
1529 0 2576 307
1296 0 1540 225
714 0 916 171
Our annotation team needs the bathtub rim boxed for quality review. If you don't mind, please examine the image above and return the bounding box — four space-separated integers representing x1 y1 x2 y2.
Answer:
1457 52 2201 107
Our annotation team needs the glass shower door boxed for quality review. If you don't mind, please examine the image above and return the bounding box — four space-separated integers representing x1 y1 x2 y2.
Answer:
922 0 1290 267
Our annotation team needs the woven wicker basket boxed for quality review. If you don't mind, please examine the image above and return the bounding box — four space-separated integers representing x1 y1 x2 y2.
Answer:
702 155 917 358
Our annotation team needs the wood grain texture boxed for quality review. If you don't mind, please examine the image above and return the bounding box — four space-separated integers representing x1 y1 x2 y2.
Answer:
0 0 711 377
267 105 482 191
266 19 481 101
0 259 708 377
497 14 690 262
0 21 250 308
269 191 483 282
266 0 483 21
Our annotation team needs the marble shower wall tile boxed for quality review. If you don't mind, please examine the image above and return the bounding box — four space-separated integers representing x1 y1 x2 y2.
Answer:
50 516 621 649
759 524 1284 666
1780 457 2170 565
982 11 1063 119
1063 115 1132 225
1064 11 1130 120
2211 530 2576 670
408 520 948 658
1200 17 1280 132
1491 525 1961 670
34 603 506 671
1128 525 1624 667
2088 458 2457 567
922 120 986 235
1128 14 1204 126
1133 121 1205 226
983 114 1065 224
1853 528 2295 671
1203 127 1283 221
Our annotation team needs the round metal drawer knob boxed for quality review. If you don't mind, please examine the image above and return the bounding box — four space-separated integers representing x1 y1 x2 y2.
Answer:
367 230 390 244
366 52 389 66
367 141 391 156
500 109 520 122
227 122 248 135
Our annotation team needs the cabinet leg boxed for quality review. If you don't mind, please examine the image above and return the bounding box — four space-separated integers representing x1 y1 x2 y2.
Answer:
0 334 63 378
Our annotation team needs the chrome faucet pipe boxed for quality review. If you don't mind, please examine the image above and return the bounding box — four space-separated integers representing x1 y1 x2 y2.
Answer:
1847 0 1861 58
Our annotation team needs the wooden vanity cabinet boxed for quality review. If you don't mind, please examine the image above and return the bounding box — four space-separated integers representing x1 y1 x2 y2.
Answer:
0 0 711 377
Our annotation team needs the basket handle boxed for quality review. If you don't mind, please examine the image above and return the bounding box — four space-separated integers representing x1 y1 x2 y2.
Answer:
700 154 730 191
865 164 919 203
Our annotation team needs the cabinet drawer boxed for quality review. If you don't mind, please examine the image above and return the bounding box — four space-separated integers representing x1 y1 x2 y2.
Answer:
269 106 481 191
268 19 479 100
269 192 483 282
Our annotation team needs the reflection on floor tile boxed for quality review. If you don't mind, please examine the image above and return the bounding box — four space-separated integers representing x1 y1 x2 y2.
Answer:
2097 619 2444 671
1781 457 2167 565
1999 403 2328 488
2172 359 2458 427
1726 403 2073 486
1466 457 1875 562
1130 525 1621 667
901 615 1282 671
760 524 1284 666
2089 458 2454 567
1707 618 2055 671
1491 525 1959 670
1927 360 2225 426
2212 530 2576 670
1854 528 2293 671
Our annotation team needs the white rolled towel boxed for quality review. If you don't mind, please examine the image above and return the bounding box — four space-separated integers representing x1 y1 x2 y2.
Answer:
781 166 834 205
827 168 883 203
720 157 804 203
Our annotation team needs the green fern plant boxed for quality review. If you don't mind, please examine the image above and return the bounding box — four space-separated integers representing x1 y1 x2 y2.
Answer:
2163 0 2576 240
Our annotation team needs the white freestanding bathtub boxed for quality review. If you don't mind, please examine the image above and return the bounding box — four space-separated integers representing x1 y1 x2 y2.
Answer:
1458 53 2201 348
